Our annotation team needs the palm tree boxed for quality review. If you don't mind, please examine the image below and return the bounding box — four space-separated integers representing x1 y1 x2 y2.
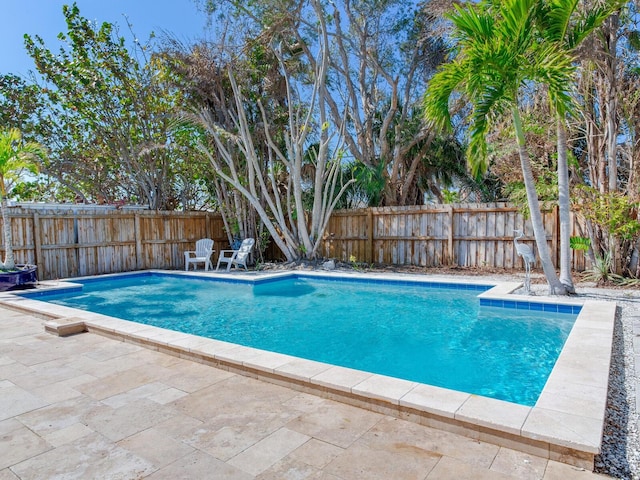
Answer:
0 128 45 270
424 0 575 294
534 0 620 293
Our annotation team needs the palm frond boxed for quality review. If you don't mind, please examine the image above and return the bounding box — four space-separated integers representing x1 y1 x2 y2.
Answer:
568 4 619 47
500 0 536 47
542 0 580 43
0 128 46 197
467 81 509 178
528 42 576 116
537 0 621 49
447 4 495 46
423 60 467 132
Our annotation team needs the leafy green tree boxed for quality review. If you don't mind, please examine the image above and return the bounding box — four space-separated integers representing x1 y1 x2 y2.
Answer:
23 3 197 209
0 74 46 137
0 129 46 270
424 0 575 294
574 185 640 277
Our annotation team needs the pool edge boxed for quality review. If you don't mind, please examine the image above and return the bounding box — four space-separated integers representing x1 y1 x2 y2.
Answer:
0 270 614 470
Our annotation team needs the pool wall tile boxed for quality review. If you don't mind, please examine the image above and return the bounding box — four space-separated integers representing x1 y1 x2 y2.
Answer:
78 271 153 283
478 298 581 315
291 271 493 292
17 285 84 297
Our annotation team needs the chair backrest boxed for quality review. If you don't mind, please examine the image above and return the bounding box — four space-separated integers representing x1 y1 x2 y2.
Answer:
195 238 214 256
236 238 255 262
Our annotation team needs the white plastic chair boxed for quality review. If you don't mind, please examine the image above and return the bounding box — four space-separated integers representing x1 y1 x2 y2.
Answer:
184 238 215 271
216 238 255 272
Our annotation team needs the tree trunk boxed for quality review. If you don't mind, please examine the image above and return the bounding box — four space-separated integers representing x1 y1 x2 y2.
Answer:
0 197 16 270
512 107 567 295
603 13 620 272
556 119 575 293
604 13 619 194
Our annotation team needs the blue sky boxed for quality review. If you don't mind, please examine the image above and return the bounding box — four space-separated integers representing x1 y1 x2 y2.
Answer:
1 0 209 77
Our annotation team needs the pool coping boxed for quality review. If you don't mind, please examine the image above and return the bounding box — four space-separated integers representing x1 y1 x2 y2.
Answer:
0 269 615 469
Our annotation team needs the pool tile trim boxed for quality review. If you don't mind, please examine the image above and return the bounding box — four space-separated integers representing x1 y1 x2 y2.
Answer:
15 269 496 299
0 270 615 469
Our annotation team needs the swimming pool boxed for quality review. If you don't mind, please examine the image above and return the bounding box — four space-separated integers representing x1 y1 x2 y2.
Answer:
33 272 578 406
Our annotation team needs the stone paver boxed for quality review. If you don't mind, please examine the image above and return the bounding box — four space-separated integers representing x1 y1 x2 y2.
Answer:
0 306 612 479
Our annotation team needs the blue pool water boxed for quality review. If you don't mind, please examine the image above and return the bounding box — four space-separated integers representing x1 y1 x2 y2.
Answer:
37 273 578 406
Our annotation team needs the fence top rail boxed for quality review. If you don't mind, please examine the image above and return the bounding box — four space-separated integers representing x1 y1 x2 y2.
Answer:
331 203 539 216
6 205 218 218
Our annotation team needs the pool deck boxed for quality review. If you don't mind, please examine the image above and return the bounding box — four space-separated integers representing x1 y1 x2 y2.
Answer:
0 270 616 478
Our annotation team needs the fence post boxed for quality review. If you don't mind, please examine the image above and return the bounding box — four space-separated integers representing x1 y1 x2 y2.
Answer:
447 205 455 265
552 205 559 268
134 213 143 270
32 212 45 279
367 209 373 263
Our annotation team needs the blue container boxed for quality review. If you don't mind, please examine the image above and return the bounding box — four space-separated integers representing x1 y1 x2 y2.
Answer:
0 265 38 291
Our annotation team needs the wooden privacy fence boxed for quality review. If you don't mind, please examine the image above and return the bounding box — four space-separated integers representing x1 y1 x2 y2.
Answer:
0 205 227 281
0 202 588 281
322 203 588 271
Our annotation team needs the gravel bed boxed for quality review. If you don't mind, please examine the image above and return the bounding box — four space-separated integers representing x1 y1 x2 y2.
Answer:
588 291 640 479
261 262 640 478
523 284 639 479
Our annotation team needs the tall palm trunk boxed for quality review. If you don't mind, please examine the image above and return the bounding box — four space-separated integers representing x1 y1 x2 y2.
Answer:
556 119 575 293
0 197 16 270
513 108 567 295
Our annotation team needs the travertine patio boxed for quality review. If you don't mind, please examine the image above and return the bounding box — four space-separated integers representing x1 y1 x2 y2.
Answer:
1 305 610 479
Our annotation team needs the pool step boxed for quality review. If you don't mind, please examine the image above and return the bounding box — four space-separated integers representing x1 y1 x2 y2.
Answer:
44 317 87 337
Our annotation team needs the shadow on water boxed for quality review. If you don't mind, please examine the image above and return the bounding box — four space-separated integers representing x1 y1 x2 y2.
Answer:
594 306 633 479
253 281 316 298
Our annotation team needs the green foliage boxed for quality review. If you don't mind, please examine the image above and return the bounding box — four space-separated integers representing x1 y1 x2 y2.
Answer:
615 276 640 287
348 254 373 272
580 251 623 285
504 171 558 218
11 178 77 203
569 236 591 251
20 3 203 209
574 186 640 242
0 74 46 137
332 161 387 209
0 128 45 199
442 189 460 204
0 128 47 269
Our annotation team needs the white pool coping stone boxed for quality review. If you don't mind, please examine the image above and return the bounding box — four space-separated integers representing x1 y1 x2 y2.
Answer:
1 269 615 469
